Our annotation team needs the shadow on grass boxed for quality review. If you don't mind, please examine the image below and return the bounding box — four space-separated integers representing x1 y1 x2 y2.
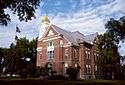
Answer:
0 79 125 85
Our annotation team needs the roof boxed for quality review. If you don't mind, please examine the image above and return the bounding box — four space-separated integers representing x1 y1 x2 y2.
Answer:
51 25 78 45
51 24 98 46
84 33 98 44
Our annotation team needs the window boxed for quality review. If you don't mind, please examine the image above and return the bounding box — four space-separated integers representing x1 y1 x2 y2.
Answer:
86 65 91 74
94 53 96 61
65 55 68 60
95 65 97 72
94 65 98 75
40 54 42 59
65 49 68 60
47 41 54 60
96 54 99 60
48 51 54 59
85 51 91 59
48 41 53 47
88 52 90 59
73 50 75 58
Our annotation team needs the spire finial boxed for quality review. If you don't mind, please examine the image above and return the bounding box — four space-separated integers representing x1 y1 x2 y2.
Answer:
42 16 50 24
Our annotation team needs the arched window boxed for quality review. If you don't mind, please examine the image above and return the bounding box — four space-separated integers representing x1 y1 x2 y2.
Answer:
48 51 54 59
48 41 53 47
86 65 91 74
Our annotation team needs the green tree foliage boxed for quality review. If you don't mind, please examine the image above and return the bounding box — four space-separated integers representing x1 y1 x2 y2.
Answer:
0 48 11 74
121 65 125 79
95 16 125 79
66 66 80 80
105 16 125 43
0 0 41 26
4 43 17 74
0 37 37 77
15 37 37 77
0 48 5 74
96 33 121 79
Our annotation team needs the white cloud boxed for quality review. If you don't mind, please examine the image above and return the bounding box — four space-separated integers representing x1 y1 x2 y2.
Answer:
51 0 125 34
0 0 125 49
118 41 125 56
51 0 125 55
0 7 42 47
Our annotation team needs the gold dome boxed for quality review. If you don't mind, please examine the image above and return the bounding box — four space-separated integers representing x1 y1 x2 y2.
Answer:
42 16 50 23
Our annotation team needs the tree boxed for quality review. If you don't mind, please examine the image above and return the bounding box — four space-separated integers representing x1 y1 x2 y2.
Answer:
105 16 125 43
66 66 80 80
5 43 17 75
0 47 14 75
0 0 41 26
1 37 37 77
120 64 125 79
25 38 37 77
15 37 37 77
0 48 4 75
96 33 121 79
96 16 125 79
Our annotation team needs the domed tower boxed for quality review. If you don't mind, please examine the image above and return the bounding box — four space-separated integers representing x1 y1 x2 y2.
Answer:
42 16 50 24
38 16 51 39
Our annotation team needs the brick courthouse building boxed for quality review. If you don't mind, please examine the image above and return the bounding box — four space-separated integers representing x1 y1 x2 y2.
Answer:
37 16 98 79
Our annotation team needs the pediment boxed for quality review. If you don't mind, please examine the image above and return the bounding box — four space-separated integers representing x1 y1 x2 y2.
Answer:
44 27 58 37
47 30 55 36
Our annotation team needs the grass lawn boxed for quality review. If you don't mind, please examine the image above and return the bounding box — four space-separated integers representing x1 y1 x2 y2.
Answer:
0 79 125 85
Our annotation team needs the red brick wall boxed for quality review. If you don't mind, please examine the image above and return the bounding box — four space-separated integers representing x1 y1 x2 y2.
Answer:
37 35 66 74
37 34 97 78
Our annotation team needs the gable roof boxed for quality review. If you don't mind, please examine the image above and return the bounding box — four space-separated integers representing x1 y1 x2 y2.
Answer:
84 33 98 44
51 25 77 45
50 24 98 46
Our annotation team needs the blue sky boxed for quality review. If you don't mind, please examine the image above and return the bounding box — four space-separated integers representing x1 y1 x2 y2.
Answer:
0 0 125 55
